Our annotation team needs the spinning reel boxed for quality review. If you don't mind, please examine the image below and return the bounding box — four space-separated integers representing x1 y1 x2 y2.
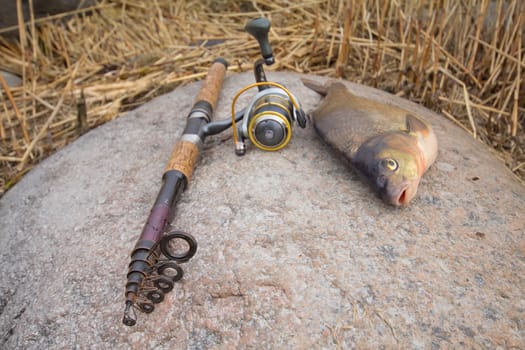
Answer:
232 18 307 155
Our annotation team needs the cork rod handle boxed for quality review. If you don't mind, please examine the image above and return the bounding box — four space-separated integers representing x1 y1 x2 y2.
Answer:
165 59 228 179
194 58 228 111
165 141 199 180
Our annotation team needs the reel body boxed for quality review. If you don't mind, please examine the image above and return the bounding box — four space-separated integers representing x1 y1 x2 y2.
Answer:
234 84 306 155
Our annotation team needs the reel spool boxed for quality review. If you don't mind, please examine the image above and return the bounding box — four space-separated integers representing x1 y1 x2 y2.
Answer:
232 17 307 156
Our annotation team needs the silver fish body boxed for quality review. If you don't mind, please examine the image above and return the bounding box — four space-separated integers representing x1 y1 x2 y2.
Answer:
303 79 438 206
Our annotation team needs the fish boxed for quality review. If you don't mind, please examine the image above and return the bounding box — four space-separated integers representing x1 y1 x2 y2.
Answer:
302 79 438 206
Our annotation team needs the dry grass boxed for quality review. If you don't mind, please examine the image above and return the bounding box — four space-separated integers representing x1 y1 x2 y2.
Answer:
0 0 524 195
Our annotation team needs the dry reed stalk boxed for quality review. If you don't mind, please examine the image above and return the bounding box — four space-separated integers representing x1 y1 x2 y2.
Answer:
0 0 523 196
335 6 352 78
0 73 29 145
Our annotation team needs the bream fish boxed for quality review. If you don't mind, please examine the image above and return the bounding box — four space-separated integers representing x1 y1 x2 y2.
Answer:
303 79 438 206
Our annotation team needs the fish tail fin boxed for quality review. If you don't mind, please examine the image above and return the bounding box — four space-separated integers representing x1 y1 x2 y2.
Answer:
301 78 329 96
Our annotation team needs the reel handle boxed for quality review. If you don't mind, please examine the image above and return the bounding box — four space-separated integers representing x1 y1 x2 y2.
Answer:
245 18 274 65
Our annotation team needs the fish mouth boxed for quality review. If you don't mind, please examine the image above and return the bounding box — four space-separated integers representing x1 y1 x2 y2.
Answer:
397 187 409 206
378 177 418 206
384 185 411 206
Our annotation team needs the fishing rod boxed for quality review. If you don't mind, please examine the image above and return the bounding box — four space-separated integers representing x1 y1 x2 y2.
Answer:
123 58 237 326
122 16 307 327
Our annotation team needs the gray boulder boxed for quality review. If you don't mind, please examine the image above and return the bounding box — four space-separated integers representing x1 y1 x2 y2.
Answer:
0 72 524 349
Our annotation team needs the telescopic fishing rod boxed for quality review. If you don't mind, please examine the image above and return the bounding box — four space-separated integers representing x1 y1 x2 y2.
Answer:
122 16 307 327
123 58 238 326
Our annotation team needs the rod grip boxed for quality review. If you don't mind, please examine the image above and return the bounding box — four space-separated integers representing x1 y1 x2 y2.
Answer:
164 140 200 180
194 58 228 112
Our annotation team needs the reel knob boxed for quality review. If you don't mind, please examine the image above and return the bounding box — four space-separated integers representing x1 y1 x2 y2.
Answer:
245 18 274 65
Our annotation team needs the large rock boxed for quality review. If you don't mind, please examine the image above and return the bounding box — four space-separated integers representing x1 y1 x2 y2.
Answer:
0 72 524 349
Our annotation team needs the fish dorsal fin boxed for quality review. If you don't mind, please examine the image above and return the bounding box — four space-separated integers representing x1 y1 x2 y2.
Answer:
302 79 348 97
405 114 429 136
302 78 329 96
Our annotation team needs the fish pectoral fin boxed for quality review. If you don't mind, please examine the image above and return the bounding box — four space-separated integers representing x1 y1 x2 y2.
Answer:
405 114 430 136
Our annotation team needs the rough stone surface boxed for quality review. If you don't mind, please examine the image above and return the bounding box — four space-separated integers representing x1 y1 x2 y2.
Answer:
1 72 524 349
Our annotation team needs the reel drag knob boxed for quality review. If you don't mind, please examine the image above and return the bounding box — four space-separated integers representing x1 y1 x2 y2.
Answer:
245 18 274 65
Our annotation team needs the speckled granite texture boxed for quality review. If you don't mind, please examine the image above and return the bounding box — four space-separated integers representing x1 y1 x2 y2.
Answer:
1 72 524 349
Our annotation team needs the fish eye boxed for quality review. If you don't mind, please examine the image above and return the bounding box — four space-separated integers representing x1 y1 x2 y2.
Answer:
382 158 399 172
